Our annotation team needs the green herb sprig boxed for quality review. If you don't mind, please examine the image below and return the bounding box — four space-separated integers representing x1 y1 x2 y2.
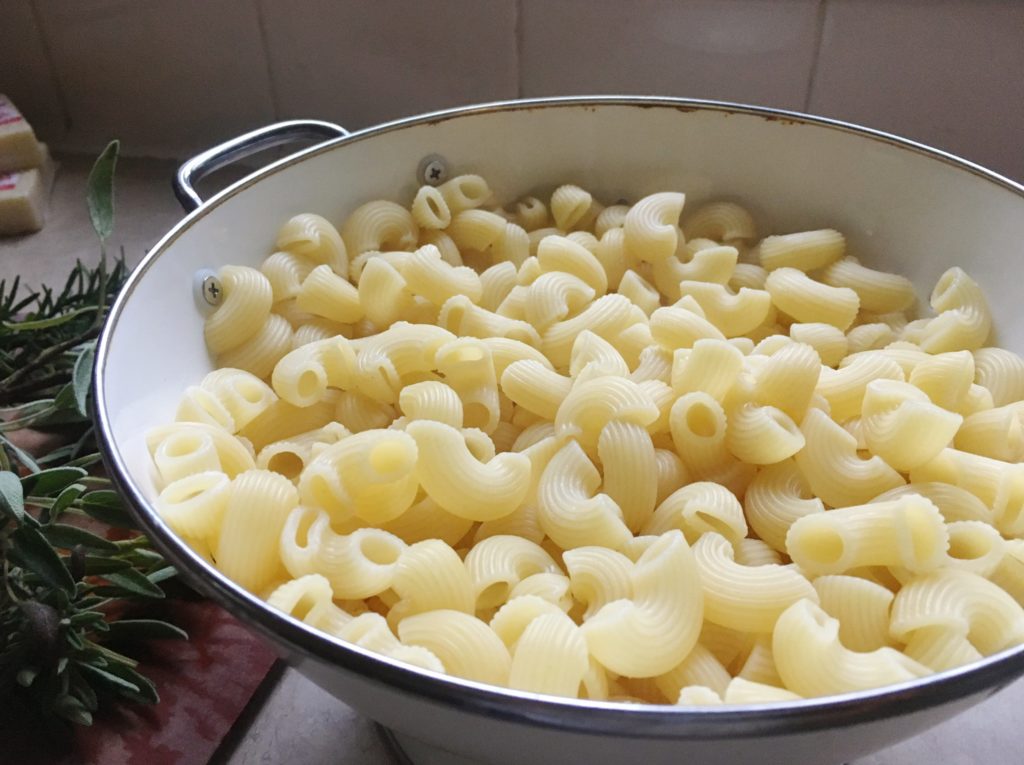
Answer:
0 141 184 726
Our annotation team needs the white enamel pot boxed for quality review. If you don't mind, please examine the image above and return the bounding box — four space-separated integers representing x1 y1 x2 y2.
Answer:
94 97 1024 765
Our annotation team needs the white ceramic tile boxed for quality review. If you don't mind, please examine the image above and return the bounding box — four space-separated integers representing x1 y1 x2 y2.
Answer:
519 0 822 110
35 0 275 158
259 0 517 131
810 0 1024 182
0 0 67 142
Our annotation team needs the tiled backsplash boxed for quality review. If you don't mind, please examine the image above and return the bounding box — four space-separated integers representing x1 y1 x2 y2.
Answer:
3 0 1022 181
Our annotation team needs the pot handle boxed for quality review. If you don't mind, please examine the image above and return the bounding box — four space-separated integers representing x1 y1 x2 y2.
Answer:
173 119 350 211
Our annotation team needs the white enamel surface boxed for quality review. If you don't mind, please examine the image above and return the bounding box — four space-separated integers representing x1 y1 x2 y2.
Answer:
98 101 1024 765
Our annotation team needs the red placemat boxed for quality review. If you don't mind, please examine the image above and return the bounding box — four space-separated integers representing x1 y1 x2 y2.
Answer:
1 599 278 765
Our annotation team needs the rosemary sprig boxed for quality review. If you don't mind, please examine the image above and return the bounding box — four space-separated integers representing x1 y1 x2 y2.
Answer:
0 141 184 727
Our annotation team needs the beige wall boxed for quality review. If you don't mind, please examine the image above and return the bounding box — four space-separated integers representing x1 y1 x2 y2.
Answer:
3 0 1022 181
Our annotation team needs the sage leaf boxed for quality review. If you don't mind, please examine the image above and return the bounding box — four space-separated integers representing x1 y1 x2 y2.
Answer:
51 482 86 515
0 470 26 524
77 662 140 694
105 619 188 641
79 490 134 528
21 466 87 497
82 554 133 575
87 140 119 242
101 661 159 704
146 565 177 585
10 526 76 596
101 568 164 599
0 434 41 474
44 523 118 552
72 345 95 418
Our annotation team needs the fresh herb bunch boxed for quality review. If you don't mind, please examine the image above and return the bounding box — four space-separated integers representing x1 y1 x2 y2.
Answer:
0 141 184 726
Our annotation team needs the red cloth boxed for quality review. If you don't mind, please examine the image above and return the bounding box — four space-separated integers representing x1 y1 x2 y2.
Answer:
2 600 278 765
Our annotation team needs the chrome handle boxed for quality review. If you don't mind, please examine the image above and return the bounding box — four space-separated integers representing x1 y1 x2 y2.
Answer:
173 119 350 211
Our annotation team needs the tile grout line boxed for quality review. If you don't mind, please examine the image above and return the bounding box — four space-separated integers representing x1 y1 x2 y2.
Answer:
253 0 283 121
803 0 829 113
514 0 524 99
27 0 73 137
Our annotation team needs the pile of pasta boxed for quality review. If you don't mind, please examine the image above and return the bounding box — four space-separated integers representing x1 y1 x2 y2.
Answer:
147 175 1024 706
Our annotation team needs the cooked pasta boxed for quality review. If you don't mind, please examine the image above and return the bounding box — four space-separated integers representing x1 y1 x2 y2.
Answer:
153 173 1024 705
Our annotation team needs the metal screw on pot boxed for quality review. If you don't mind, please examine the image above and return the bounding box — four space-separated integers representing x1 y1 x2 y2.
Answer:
417 154 448 186
195 271 223 308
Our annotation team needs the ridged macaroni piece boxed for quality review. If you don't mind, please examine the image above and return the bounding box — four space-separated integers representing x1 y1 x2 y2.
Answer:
990 540 1024 606
266 573 346 629
214 469 298 593
652 246 738 300
380 495 473 547
631 345 673 385
335 391 395 432
944 521 1005 577
397 380 464 428
562 547 633 621
276 213 349 276
204 265 274 355
813 575 894 652
402 244 483 306
758 229 845 272
554 375 659 452
693 532 818 633
872 482 995 526
438 174 490 215
411 185 452 230
508 572 573 612
388 539 475 627
789 323 848 368
434 337 500 432
910 448 1024 535
356 258 414 328
744 460 825 552
617 270 660 316
642 482 747 545
536 440 632 550
682 201 757 245
623 192 685 263
513 196 549 231
724 677 802 704
405 420 530 521
751 341 822 421
655 643 731 701
341 200 418 255
902 625 984 672
297 263 364 325
765 267 860 330
440 294 541 347
271 336 356 407
773 600 929 697
542 294 640 368
955 402 1024 462
240 393 339 450
726 403 805 465
536 235 608 295
734 538 783 567
795 409 905 508
569 331 630 380
478 262 518 311
499 360 572 420
729 263 768 291
475 503 544 545
593 204 628 238
974 347 1024 406
195 368 277 431
313 526 406 599
593 228 628 290
678 281 772 338
261 251 315 302
846 323 896 355
217 313 295 379
675 686 725 706
671 339 744 401
668 392 733 478
508 611 589 696
649 304 725 351
418 229 462 267
820 257 916 313
464 535 561 609
147 422 255 483
907 350 975 412
299 429 419 524
654 449 689 504
156 471 231 542
489 595 565 650
448 209 507 252
581 530 702 677
918 267 992 353
597 421 658 532
890 569 1024 656
524 271 595 330
860 379 963 471
257 422 350 482
736 635 783 688
398 610 511 685
786 494 948 576
548 184 592 230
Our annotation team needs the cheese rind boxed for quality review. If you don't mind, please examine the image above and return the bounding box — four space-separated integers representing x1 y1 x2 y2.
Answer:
0 94 45 173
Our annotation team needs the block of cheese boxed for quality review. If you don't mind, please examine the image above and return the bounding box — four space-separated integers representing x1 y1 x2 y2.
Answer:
0 143 55 236
0 94 45 173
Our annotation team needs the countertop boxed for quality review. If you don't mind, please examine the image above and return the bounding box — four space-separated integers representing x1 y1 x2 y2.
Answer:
5 155 1023 765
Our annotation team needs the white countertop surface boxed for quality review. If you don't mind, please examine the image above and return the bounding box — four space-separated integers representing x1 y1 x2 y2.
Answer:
8 154 1022 765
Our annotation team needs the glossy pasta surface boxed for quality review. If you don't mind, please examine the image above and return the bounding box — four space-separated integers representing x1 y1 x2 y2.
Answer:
149 178 1024 706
